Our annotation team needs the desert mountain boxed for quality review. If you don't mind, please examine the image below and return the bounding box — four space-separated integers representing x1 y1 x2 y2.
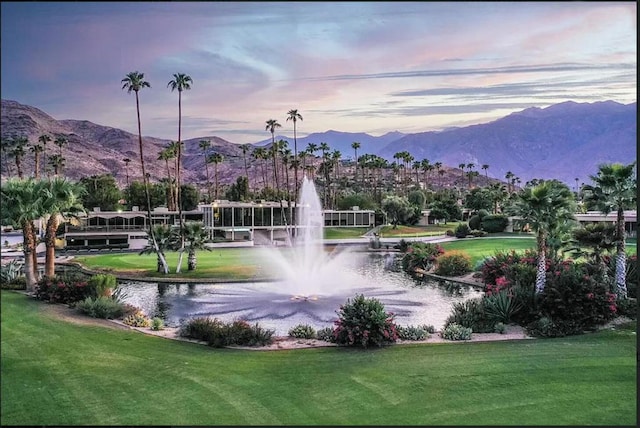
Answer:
1 99 636 189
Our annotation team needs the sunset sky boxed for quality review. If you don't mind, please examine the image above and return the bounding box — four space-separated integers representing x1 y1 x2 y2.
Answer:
1 1 636 144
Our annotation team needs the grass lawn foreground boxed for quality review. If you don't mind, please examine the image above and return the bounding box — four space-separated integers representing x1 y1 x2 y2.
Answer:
1 291 636 426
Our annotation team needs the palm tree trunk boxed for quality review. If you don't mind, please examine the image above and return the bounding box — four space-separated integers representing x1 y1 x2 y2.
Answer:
175 91 186 274
535 231 547 293
44 215 58 277
22 220 38 291
188 250 196 271
136 91 169 274
615 207 628 298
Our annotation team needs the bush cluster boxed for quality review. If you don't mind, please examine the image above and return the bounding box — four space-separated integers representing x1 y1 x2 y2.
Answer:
454 223 471 238
288 324 316 339
333 294 398 348
401 242 445 274
444 298 495 333
122 311 151 327
34 274 93 304
480 214 508 233
434 251 472 276
316 327 335 342
76 296 125 319
396 324 432 341
440 323 472 340
179 317 274 347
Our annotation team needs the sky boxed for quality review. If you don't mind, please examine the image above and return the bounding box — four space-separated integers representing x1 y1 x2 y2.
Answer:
1 1 636 145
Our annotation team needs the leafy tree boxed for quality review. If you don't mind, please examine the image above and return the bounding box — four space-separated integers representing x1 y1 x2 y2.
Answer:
506 180 576 293
182 221 212 271
179 184 200 211
407 189 426 209
225 176 250 202
336 193 376 211
124 181 166 211
582 162 636 298
464 187 493 212
429 198 462 224
79 174 123 211
381 195 413 228
139 224 175 273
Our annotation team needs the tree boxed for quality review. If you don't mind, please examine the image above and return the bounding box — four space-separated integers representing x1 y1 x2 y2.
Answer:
351 141 361 184
198 140 212 201
582 162 637 298
481 164 489 178
208 153 224 200
30 142 44 179
286 109 303 202
240 144 251 190
226 176 250 202
122 158 132 186
38 134 52 178
122 70 169 274
124 181 165 210
179 183 200 211
381 195 413 229
252 147 268 189
47 154 65 177
11 137 28 179
41 177 86 277
182 221 212 271
79 174 122 211
167 72 193 273
0 178 45 289
506 180 576 293
265 119 281 189
139 224 174 273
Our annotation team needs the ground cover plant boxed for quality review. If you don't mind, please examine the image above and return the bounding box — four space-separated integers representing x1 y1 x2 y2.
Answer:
1 291 636 426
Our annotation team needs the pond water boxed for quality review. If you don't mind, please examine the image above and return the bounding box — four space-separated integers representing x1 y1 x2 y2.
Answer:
117 252 483 336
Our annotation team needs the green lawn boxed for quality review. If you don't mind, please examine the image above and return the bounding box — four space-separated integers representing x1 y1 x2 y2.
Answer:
440 237 536 266
324 227 369 239
379 223 459 238
1 291 636 426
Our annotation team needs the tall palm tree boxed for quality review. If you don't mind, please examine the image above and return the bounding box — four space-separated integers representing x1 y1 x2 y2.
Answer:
198 140 212 201
208 153 224 200
11 137 28 179
166 140 180 208
122 70 169 274
481 164 489 179
582 162 636 298
41 177 86 277
286 109 303 201
252 147 268 189
351 141 361 184
1 137 14 177
139 224 175 273
38 134 52 178
182 221 212 271
158 147 176 209
265 119 281 190
240 143 251 191
48 154 65 177
505 171 514 193
53 135 68 176
122 158 131 186
506 180 576 293
30 143 44 179
167 72 193 270
0 178 46 290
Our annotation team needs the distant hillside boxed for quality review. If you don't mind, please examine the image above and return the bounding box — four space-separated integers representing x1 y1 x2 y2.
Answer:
377 101 636 185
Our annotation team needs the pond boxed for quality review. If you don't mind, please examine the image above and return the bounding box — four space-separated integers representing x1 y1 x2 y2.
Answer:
116 252 483 336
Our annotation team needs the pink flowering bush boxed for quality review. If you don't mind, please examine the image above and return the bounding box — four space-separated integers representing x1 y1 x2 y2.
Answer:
34 273 93 304
401 242 445 275
333 294 398 348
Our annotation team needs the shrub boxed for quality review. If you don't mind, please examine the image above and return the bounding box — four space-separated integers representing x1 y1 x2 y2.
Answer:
454 223 471 238
288 324 316 339
479 249 540 287
481 214 509 233
470 229 488 237
468 215 481 231
483 290 523 324
445 229 455 237
396 325 431 341
434 251 472 276
615 298 637 319
1 259 23 285
440 323 472 340
333 294 398 348
88 273 117 297
536 261 618 335
122 311 151 327
526 316 561 338
493 322 507 334
395 239 410 253
401 242 444 274
445 298 494 333
316 327 335 342
151 317 165 331
35 274 93 304
1 276 26 290
178 317 274 347
76 296 125 319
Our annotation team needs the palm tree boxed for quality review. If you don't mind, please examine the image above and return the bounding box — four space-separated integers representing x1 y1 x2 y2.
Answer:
1 137 14 177
38 134 52 178
122 70 169 274
482 164 489 179
48 154 65 177
41 177 86 277
506 180 576 293
122 158 131 186
198 140 212 201
265 119 281 190
286 109 303 201
167 72 193 270
351 141 361 184
11 137 28 179
0 178 46 290
240 143 251 190
30 143 44 179
53 136 68 176
505 171 514 193
252 147 268 189
158 147 176 209
208 153 224 200
582 162 637 298
139 224 175 273
166 140 180 208
182 221 212 271
571 222 617 286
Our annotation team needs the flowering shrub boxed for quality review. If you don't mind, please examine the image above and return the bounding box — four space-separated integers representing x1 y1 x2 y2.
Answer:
434 251 472 276
479 249 541 287
34 274 93 304
535 260 618 336
288 324 316 339
401 242 445 274
122 311 151 327
333 294 398 348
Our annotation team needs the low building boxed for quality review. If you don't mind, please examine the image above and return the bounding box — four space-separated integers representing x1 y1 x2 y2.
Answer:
574 210 637 238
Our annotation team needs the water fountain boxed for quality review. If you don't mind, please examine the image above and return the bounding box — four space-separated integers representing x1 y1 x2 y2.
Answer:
118 176 483 335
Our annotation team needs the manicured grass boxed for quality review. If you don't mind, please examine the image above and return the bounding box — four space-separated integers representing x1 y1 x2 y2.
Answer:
440 237 536 267
1 291 636 426
379 223 458 237
324 227 369 239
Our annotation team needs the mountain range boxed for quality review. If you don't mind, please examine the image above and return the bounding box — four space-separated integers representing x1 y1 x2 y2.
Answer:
1 98 636 188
